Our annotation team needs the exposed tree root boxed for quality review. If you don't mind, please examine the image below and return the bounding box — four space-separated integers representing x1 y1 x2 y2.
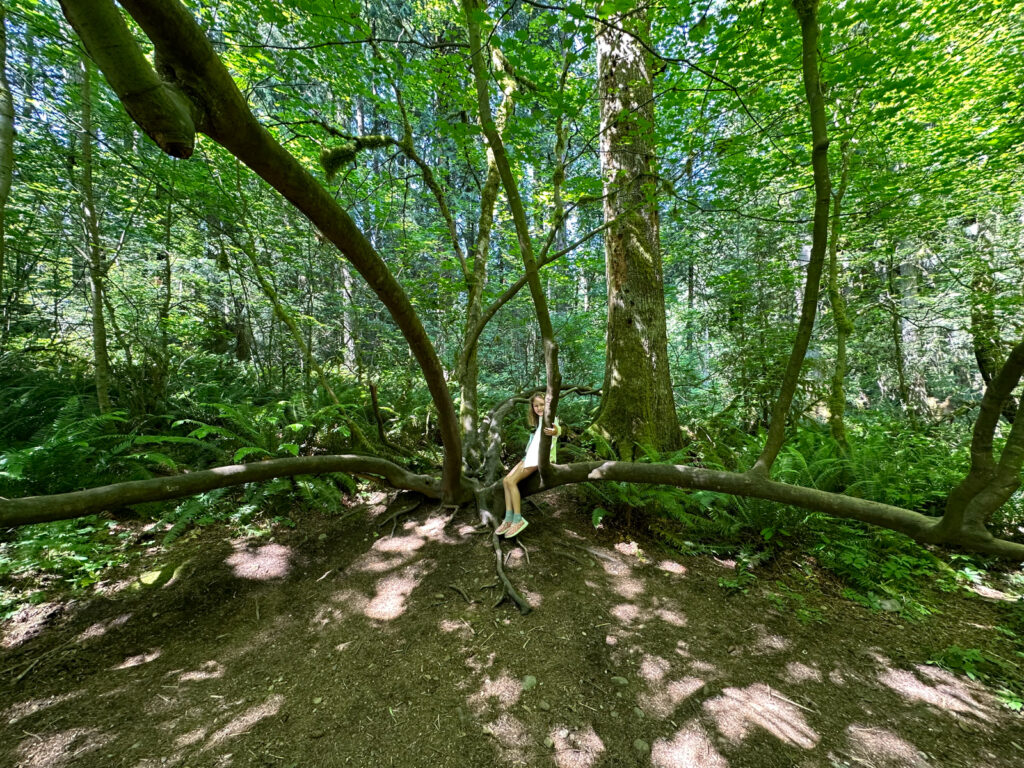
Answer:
490 531 532 615
377 491 426 532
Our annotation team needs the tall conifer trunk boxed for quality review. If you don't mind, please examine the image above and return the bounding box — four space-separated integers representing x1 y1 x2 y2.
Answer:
592 5 680 457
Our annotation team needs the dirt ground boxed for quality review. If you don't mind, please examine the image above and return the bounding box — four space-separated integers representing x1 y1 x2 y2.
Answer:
2 489 1024 768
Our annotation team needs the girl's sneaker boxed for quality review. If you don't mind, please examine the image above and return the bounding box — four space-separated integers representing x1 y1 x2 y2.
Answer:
495 520 512 535
505 518 529 537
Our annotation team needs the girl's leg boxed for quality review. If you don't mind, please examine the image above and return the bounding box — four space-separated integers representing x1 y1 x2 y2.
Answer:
502 462 524 512
508 465 537 517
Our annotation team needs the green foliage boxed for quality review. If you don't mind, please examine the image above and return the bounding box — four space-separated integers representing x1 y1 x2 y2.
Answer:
0 517 135 615
927 645 1024 711
0 396 178 498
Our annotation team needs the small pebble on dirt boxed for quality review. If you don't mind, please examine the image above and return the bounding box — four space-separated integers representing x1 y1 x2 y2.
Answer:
544 736 555 749
523 675 538 690
539 699 551 711
312 696 323 705
611 676 628 686
633 706 644 719
634 739 650 755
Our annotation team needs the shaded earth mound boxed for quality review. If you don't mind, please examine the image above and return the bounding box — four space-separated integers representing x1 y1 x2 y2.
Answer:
2 490 1023 767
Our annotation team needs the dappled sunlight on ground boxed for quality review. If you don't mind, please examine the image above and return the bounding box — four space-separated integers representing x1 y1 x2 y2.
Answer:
519 587 544 607
224 541 292 581
748 624 790 655
656 559 686 575
877 661 999 723
1 602 64 649
635 654 708 718
111 649 162 670
640 676 705 719
5 692 84 725
4 497 1021 768
440 617 475 640
651 720 728 768
364 560 432 621
611 602 641 625
176 660 225 682
782 661 822 683
173 727 207 749
844 724 931 767
315 586 369 626
704 683 819 749
549 724 604 768
965 583 1016 601
469 673 523 715
353 551 410 573
375 513 459 555
204 694 284 750
483 712 531 764
16 727 112 768
76 613 132 642
466 651 498 673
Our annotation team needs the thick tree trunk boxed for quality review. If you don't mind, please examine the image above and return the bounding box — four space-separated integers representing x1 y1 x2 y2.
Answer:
79 56 114 413
753 0 831 474
458 77 508 469
592 5 680 458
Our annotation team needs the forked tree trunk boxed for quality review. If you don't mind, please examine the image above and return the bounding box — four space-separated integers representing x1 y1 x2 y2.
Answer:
969 224 1017 423
463 0 562 476
592 4 680 458
753 0 831 474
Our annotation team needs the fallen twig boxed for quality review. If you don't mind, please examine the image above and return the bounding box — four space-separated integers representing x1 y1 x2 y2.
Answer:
767 686 818 714
448 584 475 605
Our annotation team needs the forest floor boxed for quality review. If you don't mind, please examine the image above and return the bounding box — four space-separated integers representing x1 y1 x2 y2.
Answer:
2 488 1024 768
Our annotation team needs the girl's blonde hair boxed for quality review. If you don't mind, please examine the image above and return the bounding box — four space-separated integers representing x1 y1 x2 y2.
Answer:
526 394 545 427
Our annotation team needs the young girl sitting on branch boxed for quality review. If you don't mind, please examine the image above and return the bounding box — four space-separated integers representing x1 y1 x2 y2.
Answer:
497 393 561 538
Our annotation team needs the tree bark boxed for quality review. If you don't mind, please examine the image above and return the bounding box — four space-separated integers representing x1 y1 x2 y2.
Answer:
753 0 831 474
592 4 680 458
58 0 196 158
968 224 1016 423
937 340 1024 540
0 455 444 528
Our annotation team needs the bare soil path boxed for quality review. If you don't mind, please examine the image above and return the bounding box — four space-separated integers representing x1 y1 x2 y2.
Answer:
2 490 1023 767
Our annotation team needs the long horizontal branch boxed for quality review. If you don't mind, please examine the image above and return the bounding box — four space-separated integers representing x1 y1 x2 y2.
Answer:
509 461 1024 560
5 454 1023 559
0 456 441 528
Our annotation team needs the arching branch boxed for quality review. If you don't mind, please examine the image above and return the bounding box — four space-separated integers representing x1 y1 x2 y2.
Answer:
64 0 464 500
